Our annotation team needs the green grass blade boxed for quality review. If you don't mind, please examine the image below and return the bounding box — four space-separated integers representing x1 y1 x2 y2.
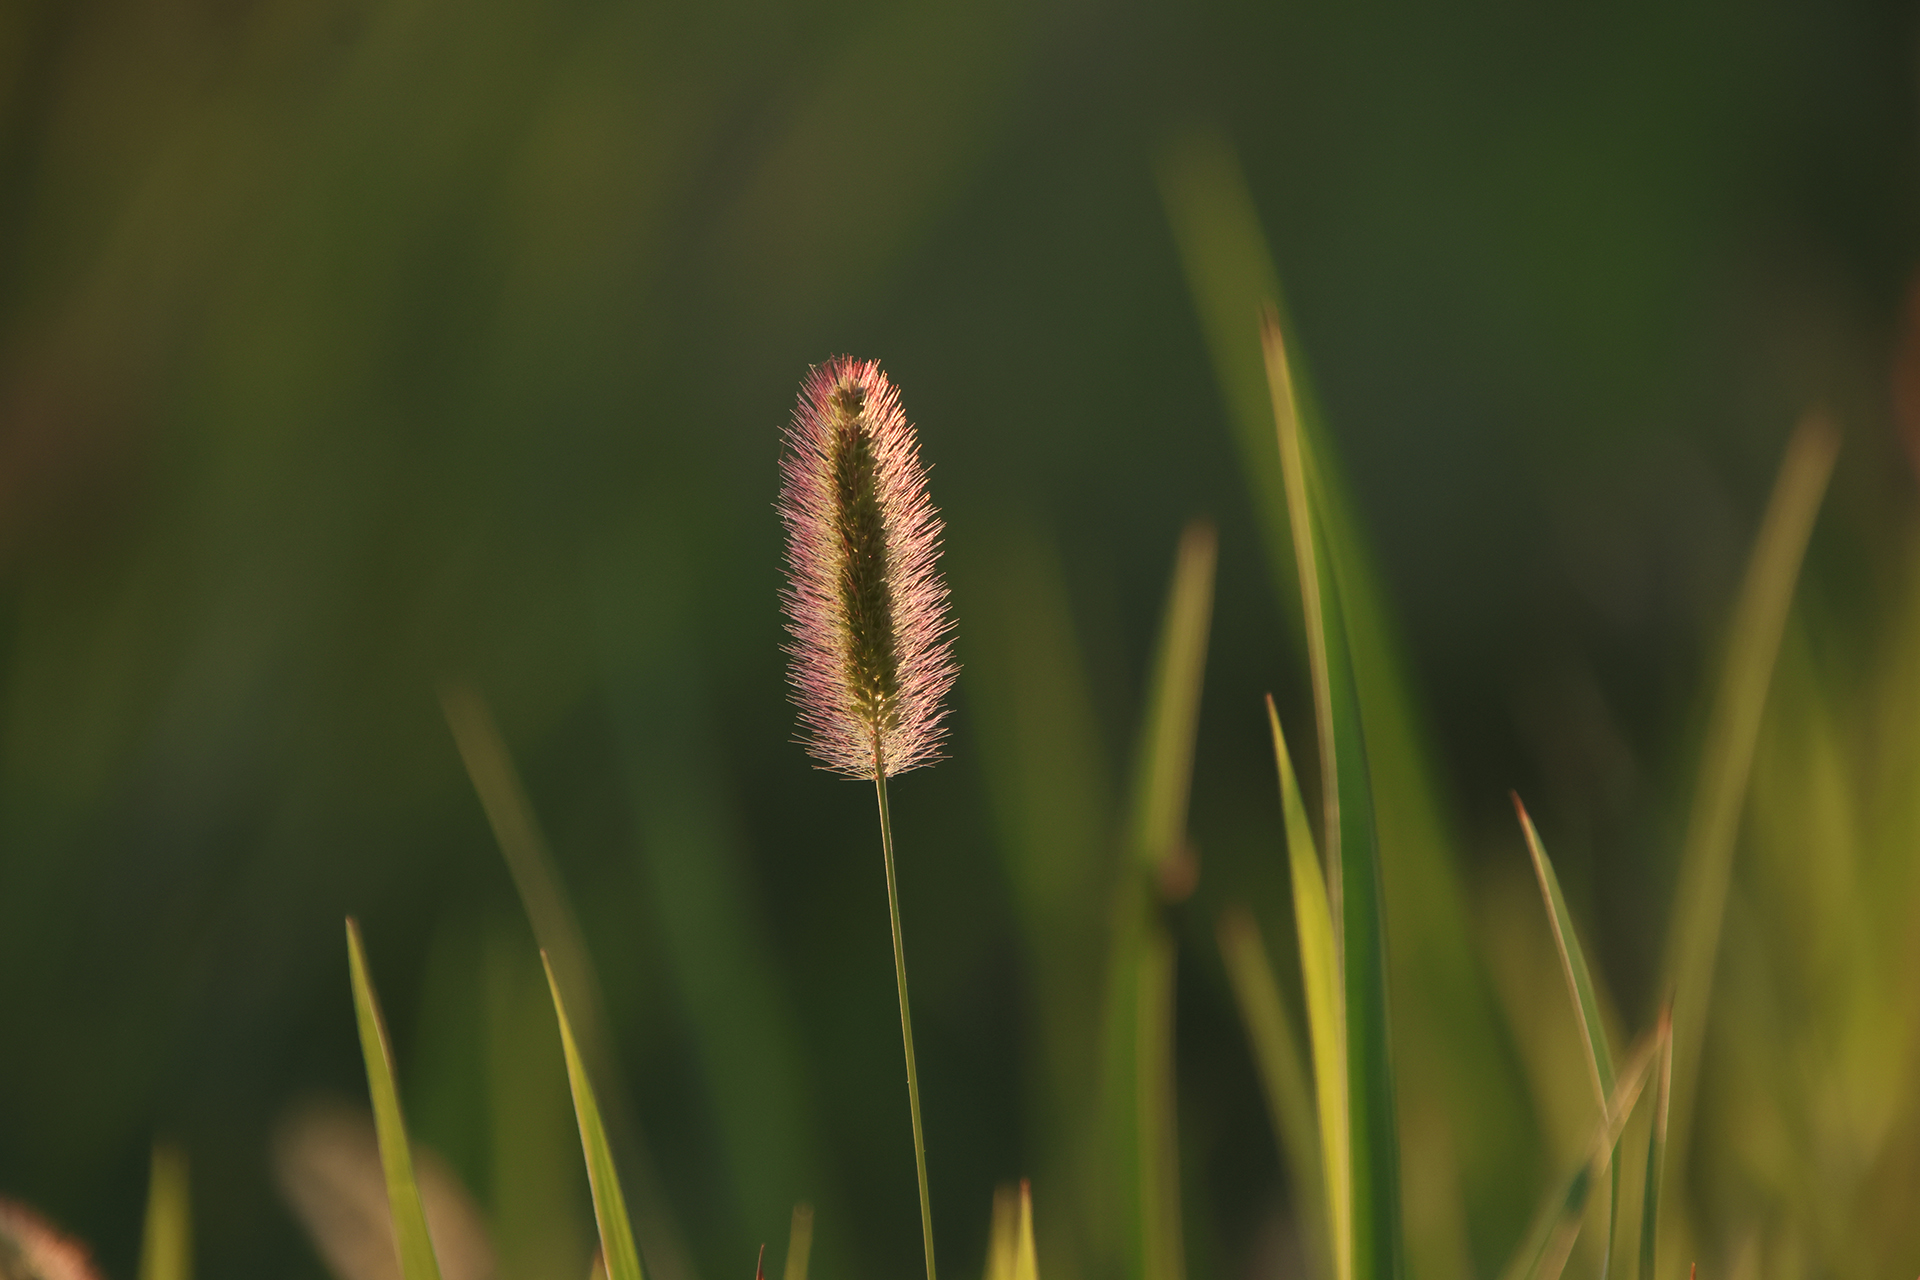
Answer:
1637 1008 1673 1280
1511 796 1617 1278
987 1184 1018 1280
1163 124 1533 1278
1265 311 1401 1280
1015 1180 1039 1280
1512 796 1615 1102
138 1142 191 1280
1497 1028 1664 1280
1216 906 1330 1280
1135 922 1183 1280
1100 521 1216 1280
1659 413 1838 1184
442 685 623 1109
1268 696 1351 1280
344 918 444 1280
783 1204 813 1280
543 951 645 1280
1129 520 1218 880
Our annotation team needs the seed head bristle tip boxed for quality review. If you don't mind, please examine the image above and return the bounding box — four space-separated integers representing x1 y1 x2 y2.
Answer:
778 356 957 779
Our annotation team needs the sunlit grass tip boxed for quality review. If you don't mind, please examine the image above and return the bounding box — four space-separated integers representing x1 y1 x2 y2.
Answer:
778 356 957 779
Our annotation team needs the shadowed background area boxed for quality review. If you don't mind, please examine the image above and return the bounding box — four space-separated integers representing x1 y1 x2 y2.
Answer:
1 0 1918 1278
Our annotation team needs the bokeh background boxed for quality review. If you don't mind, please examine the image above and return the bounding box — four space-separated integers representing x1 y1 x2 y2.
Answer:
2 0 1918 1278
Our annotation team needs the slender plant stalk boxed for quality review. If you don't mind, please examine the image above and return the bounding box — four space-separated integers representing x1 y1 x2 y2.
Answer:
876 752 937 1280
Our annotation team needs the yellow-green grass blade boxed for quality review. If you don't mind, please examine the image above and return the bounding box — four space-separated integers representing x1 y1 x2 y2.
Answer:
1637 1008 1673 1280
783 1204 813 1280
1216 906 1331 1280
1131 521 1215 1280
1265 311 1402 1280
986 1184 1019 1280
138 1142 191 1280
344 918 444 1280
1100 521 1216 1280
1498 1027 1664 1280
1512 796 1618 1276
1015 1180 1039 1280
1268 697 1351 1280
1163 130 1535 1274
1512 797 1615 1101
1659 413 1838 1187
1129 519 1218 881
543 951 645 1280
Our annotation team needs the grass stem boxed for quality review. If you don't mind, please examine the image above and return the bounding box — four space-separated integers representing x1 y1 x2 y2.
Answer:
875 759 938 1280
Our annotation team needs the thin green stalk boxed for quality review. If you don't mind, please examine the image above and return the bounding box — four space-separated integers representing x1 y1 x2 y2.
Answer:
875 759 937 1280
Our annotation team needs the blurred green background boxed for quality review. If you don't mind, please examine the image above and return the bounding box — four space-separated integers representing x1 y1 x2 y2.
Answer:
1 0 1917 1277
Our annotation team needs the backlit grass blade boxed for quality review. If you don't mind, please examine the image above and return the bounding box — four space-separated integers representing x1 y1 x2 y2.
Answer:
1100 521 1216 1280
783 1204 813 1280
1268 695 1351 1280
1497 1028 1664 1280
543 951 645 1280
1512 796 1617 1276
1015 1180 1039 1280
1660 413 1838 1184
987 1184 1019 1280
1163 123 1534 1277
1129 520 1217 882
344 918 444 1280
1216 906 1330 1280
1131 521 1216 1280
1637 1008 1673 1280
138 1142 191 1280
1265 310 1401 1280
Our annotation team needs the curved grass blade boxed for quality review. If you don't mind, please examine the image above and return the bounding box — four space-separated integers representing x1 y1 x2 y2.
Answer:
1637 1008 1673 1280
1660 413 1838 1186
344 918 444 1280
138 1142 190 1280
543 951 645 1280
1511 796 1617 1276
441 686 623 1116
1497 1027 1664 1280
1216 906 1330 1280
1265 310 1401 1280
1269 696 1351 1280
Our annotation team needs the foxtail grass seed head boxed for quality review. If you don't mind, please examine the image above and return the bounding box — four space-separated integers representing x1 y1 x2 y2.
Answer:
779 356 957 779
0 1199 102 1280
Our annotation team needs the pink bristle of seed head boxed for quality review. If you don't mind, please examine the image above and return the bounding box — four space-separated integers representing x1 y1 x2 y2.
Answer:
777 356 957 779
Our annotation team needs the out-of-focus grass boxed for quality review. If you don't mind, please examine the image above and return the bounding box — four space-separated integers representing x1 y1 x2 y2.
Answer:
136 1144 190 1280
1103 520 1216 1280
0 4 1915 1276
